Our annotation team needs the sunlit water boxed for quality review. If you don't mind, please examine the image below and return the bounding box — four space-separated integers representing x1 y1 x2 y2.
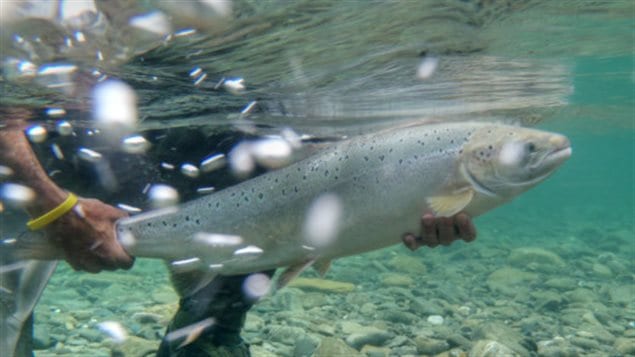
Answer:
1 1 633 356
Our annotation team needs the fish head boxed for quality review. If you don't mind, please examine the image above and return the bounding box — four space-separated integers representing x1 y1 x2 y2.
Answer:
461 125 571 198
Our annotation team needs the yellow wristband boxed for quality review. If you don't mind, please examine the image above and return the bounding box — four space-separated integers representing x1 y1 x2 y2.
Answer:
27 193 78 230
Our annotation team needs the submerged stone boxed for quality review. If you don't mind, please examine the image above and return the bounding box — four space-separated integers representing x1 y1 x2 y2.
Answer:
507 247 565 273
388 255 426 275
486 267 537 296
312 337 363 357
470 339 518 357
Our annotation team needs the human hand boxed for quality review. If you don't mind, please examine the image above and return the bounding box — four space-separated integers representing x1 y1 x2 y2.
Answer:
44 197 134 272
402 213 476 251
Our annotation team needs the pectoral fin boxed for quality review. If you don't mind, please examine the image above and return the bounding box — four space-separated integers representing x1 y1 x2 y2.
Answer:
427 188 474 217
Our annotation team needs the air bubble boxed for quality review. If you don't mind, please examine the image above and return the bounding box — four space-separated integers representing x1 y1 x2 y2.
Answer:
200 153 226 173
1 183 35 207
121 135 151 154
148 184 179 208
242 273 272 300
77 148 103 162
56 121 73 136
180 163 200 178
303 193 343 248
26 125 47 143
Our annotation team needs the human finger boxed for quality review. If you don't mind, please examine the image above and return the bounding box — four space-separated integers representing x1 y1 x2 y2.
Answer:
437 217 454 246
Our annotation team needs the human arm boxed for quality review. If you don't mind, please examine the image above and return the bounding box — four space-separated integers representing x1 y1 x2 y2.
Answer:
0 108 134 272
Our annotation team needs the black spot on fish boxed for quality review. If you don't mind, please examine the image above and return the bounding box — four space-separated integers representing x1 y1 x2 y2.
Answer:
303 175 307 180
436 137 441 141
258 193 264 199
282 189 286 195
294 186 299 193
195 219 200 225
236 203 240 207
399 159 403 164
185 216 190 221
172 223 177 228
379 155 385 161
244 196 249 202
231 192 236 197
488 145 493 150
364 156 369 161
389 148 393 153
147 223 151 227
334 176 339 180
370 146 374 151
162 221 167 226
216 202 220 208
325 170 329 176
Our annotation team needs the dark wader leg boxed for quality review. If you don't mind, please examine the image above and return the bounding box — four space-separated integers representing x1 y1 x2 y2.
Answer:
13 314 34 357
157 270 275 357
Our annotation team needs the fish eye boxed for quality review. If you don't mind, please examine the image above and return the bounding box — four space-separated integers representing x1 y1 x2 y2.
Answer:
526 143 536 153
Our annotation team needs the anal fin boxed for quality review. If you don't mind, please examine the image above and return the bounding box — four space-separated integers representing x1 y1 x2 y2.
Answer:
277 259 316 290
313 259 332 277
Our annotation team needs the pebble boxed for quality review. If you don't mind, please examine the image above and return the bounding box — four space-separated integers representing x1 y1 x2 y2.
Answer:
414 336 449 355
427 315 444 325
313 337 363 357
345 327 394 349
470 339 518 357
614 337 635 355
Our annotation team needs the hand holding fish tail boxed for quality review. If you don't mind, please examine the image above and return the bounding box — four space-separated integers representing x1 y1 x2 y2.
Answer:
0 108 134 272
402 213 476 251
43 197 134 273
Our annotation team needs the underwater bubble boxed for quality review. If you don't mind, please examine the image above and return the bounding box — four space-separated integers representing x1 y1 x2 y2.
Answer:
117 203 142 213
92 79 138 129
250 137 293 169
46 108 66 117
228 142 255 177
194 233 243 247
242 273 272 300
36 63 77 91
174 28 197 37
189 67 203 77
0 165 14 178
233 245 264 256
148 184 179 208
170 258 201 267
161 162 175 170
56 120 73 136
51 144 64 160
417 56 439 80
180 163 200 178
197 186 215 194
26 125 47 143
129 11 172 35
97 321 127 343
193 73 208 86
499 141 525 166
1 183 35 208
78 147 103 162
240 101 257 115
223 78 245 94
200 153 226 173
121 135 151 154
303 193 342 248
281 127 303 149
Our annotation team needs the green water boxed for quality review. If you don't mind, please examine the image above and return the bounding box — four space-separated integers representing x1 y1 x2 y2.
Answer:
0 1 633 356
